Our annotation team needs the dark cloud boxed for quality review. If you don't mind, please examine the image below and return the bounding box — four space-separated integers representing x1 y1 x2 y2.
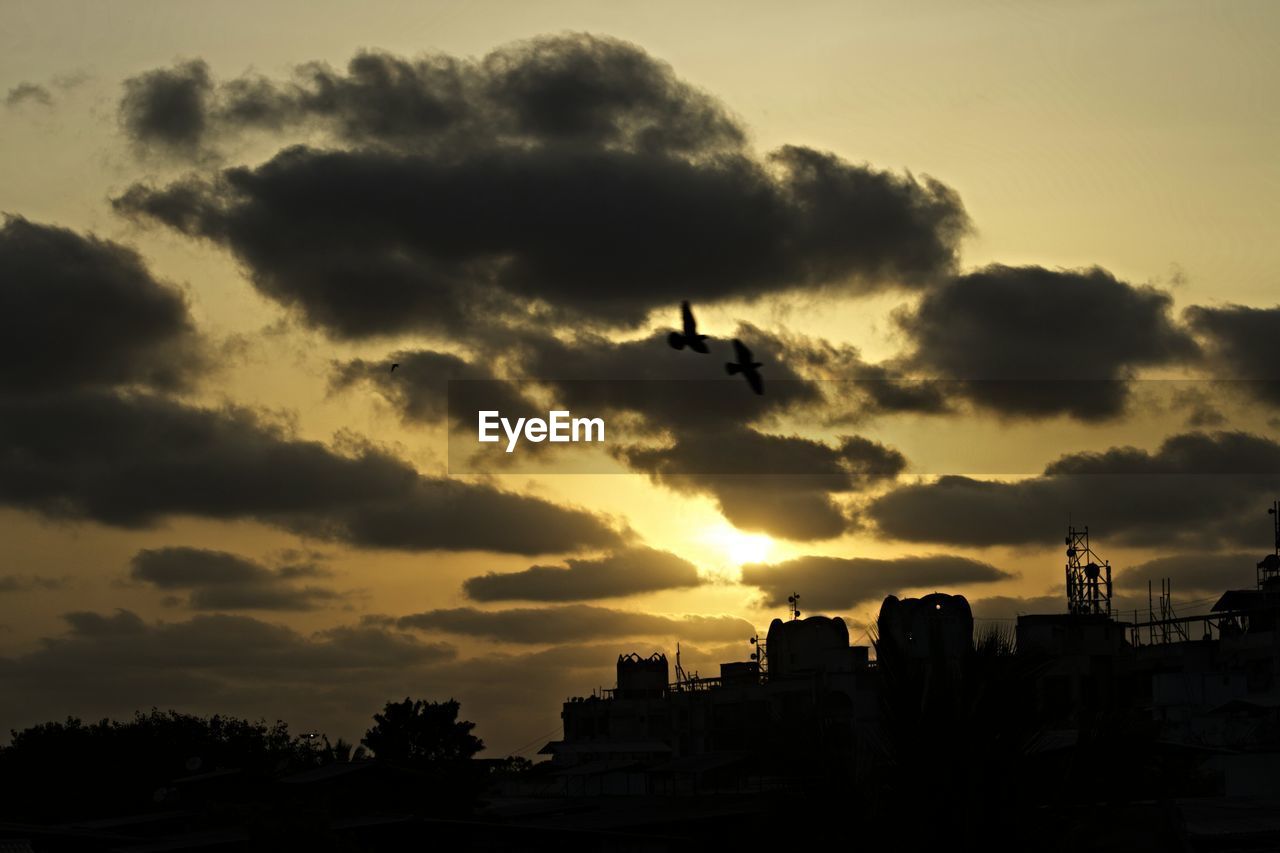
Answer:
115 144 965 335
114 36 966 336
1186 304 1280 406
475 325 909 539
508 324 823 430
480 35 744 154
1118 552 1261 598
5 82 53 108
130 546 339 611
397 604 754 644
0 217 205 396
868 431 1280 548
741 554 1013 611
0 390 624 554
1171 386 1228 428
463 547 702 602
330 348 537 431
119 59 214 155
118 36 746 157
0 575 65 593
622 428 905 540
897 265 1199 420
966 594 1066 621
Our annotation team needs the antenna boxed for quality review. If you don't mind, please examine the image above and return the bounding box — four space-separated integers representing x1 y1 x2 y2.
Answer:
1065 525 1112 617
787 592 801 621
1260 501 1280 590
749 633 767 675
1272 501 1279 554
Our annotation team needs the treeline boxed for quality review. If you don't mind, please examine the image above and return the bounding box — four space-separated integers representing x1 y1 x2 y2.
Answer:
0 698 524 823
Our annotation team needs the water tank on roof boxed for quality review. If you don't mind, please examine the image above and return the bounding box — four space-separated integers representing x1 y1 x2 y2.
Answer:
877 592 973 665
616 652 668 698
766 615 851 678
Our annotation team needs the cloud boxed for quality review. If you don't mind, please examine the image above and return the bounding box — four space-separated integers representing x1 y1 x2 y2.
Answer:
897 265 1199 420
966 594 1066 621
130 546 339 611
622 428 905 540
508 324 824 429
463 547 702 602
330 348 537 430
332 324 913 540
113 36 967 336
1118 552 1260 598
396 604 755 644
0 217 205 396
0 390 624 554
867 431 1280 548
1185 304 1280 406
119 59 214 156
115 146 965 336
473 324 909 539
0 575 66 593
117 36 745 157
5 82 53 108
741 554 1013 611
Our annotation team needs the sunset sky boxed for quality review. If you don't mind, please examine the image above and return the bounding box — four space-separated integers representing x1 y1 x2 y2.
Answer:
2 0 1278 755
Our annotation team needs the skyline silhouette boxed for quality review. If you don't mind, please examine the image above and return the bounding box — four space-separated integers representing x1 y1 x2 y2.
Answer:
1 9 1279 846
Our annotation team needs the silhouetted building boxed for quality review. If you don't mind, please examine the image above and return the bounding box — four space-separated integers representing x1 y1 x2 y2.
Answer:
544 614 878 793
547 515 1280 806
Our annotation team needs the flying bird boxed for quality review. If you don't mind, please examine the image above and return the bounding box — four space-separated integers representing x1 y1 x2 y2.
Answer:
668 301 710 353
390 363 399 373
726 339 764 395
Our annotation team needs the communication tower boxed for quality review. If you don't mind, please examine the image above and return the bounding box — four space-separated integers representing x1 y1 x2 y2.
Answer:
1065 525 1112 616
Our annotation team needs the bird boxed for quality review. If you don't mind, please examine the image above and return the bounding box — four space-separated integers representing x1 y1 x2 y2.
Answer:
667 301 710 353
390 363 399 373
726 339 763 395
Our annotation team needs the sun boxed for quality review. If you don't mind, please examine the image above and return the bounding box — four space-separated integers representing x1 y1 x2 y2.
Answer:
703 524 774 566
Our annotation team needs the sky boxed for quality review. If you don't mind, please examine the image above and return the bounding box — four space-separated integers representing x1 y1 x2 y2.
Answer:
1 0 1278 756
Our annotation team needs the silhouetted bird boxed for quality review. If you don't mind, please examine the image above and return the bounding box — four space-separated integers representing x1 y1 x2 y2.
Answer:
390 363 399 373
726 339 763 395
668 301 710 353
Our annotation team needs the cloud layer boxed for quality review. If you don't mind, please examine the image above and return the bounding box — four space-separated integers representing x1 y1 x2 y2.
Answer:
464 547 703 602
741 553 1013 611
131 547 339 611
114 36 968 337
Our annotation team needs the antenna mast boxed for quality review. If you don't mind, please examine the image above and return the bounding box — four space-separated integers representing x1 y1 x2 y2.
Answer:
1260 501 1280 590
1065 525 1112 616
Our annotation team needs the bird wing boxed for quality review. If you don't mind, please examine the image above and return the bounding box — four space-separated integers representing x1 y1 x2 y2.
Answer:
681 301 697 335
732 339 752 363
746 369 764 395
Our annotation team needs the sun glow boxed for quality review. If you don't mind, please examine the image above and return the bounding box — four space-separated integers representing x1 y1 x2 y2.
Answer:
703 525 774 566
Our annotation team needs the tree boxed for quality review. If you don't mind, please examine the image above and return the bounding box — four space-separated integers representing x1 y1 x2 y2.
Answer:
0 710 314 821
360 698 483 763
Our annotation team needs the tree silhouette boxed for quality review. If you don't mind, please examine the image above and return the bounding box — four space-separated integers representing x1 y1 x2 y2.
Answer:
0 710 314 821
360 698 483 763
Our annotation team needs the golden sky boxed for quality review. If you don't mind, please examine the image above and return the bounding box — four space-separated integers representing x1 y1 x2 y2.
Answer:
1 0 1277 755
